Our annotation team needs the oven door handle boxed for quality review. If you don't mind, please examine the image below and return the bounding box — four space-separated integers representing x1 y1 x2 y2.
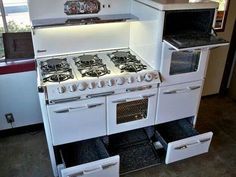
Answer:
163 86 201 95
53 103 104 113
112 94 156 104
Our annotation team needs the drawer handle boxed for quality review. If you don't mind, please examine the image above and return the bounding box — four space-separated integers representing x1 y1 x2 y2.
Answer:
112 94 155 103
163 89 185 94
102 162 118 169
188 86 201 91
83 166 103 175
54 103 104 113
68 163 117 177
174 138 211 150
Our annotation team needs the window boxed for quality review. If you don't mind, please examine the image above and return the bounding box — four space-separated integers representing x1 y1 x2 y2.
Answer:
212 0 230 31
2 0 31 32
0 0 31 58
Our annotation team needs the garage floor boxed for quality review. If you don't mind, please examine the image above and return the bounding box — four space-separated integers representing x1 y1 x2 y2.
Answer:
0 95 236 177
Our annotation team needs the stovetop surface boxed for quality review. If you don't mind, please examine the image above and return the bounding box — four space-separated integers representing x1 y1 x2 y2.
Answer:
37 49 154 85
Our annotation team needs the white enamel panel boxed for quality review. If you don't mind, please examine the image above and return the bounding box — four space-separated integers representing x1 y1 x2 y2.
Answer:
130 0 164 69
165 132 213 164
107 88 157 135
28 0 131 20
32 22 130 58
47 97 106 145
59 156 120 177
160 42 210 86
156 81 203 124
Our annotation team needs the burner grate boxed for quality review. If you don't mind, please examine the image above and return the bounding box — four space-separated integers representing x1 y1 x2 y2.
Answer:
40 58 74 83
108 51 147 73
74 54 110 77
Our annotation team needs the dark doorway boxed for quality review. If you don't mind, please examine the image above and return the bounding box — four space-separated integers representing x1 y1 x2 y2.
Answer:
220 19 236 95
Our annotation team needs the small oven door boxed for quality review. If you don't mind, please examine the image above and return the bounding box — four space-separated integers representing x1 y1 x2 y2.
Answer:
47 97 106 145
160 42 209 86
107 88 157 135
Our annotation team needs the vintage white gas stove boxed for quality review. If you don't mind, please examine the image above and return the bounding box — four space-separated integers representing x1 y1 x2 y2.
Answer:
28 0 228 177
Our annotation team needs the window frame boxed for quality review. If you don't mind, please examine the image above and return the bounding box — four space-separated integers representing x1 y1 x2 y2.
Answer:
214 0 231 32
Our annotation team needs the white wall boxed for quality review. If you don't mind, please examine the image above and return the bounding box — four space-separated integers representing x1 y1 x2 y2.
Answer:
0 71 42 130
203 0 236 96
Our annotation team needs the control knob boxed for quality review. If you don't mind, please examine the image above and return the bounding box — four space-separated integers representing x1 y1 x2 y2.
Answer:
107 79 114 87
97 80 105 88
57 86 66 94
68 84 77 92
88 82 95 89
78 82 87 91
127 76 134 84
144 73 153 82
116 77 125 85
137 75 143 82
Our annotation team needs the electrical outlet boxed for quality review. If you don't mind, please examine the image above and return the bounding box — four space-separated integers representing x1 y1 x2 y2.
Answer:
5 113 15 123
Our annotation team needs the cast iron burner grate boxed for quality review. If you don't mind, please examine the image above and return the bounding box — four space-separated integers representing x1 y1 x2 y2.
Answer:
41 58 71 74
42 71 74 83
74 54 110 77
40 58 74 83
108 51 147 73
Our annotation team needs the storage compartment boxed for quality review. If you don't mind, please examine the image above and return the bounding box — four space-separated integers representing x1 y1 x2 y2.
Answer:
155 118 213 164
108 128 162 174
47 97 106 145
163 9 228 50
57 138 119 177
156 81 203 124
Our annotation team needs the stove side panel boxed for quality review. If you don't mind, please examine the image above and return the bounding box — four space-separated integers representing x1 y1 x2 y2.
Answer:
129 0 164 70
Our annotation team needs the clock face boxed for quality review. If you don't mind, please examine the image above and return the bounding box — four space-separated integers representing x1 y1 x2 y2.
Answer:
86 0 99 13
64 0 100 15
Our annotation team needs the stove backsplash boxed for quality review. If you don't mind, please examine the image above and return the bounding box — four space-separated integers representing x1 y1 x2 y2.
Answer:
29 0 163 70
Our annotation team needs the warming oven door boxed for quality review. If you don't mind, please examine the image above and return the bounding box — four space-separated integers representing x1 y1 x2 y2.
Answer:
107 88 157 135
47 97 106 145
160 42 209 86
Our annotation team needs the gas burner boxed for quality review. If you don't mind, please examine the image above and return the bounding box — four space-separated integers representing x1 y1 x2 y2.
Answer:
43 71 74 83
108 51 147 73
120 62 147 73
75 54 111 77
80 65 110 77
41 58 71 74
74 54 103 69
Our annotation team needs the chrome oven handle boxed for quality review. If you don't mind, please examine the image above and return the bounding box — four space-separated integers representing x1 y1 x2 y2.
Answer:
53 103 104 113
112 94 156 104
86 91 115 98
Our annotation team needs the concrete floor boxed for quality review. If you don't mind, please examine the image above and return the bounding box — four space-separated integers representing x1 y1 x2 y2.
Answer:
0 95 236 177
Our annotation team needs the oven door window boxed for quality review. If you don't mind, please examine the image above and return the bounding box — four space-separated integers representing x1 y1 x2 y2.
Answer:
169 51 200 75
116 99 148 124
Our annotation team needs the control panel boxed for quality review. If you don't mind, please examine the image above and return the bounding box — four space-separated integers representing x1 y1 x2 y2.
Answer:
46 71 161 102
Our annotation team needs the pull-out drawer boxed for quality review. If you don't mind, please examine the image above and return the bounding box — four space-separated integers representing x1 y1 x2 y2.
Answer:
57 138 119 177
156 81 203 124
155 119 213 164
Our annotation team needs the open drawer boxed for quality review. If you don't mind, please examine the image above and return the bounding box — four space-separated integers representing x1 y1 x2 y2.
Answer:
155 118 213 164
57 138 119 177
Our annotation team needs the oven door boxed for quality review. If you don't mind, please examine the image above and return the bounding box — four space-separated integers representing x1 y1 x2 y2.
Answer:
107 88 157 135
47 97 106 145
160 42 209 86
